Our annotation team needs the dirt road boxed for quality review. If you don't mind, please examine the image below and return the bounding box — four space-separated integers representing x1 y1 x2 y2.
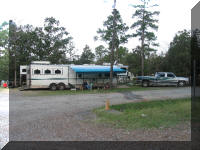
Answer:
7 87 191 142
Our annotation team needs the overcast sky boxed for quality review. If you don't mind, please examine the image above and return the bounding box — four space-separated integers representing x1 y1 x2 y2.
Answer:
1 0 199 55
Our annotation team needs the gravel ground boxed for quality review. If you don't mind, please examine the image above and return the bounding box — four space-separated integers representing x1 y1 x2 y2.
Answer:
1 87 191 147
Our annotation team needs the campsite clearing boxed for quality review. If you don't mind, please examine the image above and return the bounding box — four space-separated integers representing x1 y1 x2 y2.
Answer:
8 87 191 141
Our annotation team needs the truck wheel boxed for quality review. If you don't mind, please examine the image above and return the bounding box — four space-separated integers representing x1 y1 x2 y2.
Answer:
50 83 57 91
58 83 65 90
142 81 149 87
178 81 185 87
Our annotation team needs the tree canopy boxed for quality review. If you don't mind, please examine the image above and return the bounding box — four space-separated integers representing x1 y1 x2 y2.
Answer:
79 45 95 64
0 21 9 80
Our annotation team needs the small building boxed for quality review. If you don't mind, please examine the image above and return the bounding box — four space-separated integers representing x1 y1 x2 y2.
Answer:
20 61 128 90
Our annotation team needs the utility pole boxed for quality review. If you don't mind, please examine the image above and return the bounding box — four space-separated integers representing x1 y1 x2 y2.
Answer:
110 0 117 87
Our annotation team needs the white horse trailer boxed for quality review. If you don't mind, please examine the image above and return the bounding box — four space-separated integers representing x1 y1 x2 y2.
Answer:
19 61 128 90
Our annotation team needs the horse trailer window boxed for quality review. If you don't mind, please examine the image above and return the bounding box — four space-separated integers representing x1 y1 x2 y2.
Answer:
45 69 51 74
34 69 40 74
55 69 61 74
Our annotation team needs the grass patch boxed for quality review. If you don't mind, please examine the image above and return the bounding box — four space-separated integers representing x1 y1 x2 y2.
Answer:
22 85 177 96
0 87 8 92
94 98 191 130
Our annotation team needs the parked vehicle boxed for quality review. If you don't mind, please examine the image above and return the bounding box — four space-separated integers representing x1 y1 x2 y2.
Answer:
136 72 189 87
19 61 128 90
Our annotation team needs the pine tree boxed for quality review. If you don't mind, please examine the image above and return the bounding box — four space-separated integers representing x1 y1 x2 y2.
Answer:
130 0 159 76
95 8 129 86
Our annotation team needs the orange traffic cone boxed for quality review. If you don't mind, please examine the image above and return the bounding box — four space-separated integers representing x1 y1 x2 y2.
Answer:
105 100 110 110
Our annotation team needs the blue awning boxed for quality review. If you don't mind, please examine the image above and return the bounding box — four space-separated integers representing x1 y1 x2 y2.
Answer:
70 65 126 73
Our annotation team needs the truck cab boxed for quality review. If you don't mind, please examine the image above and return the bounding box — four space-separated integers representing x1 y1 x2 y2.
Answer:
136 72 189 87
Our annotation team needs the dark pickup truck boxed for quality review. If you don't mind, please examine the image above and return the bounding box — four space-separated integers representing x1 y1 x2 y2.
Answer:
136 72 189 87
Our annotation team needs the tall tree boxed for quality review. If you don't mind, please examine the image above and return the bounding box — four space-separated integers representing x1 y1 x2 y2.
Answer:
42 17 73 63
95 7 129 86
130 0 159 76
0 22 8 51
79 45 95 64
0 22 9 80
164 30 191 77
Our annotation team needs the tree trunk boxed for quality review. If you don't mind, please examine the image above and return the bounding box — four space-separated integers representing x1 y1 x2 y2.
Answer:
141 8 145 76
110 8 117 87
141 37 144 76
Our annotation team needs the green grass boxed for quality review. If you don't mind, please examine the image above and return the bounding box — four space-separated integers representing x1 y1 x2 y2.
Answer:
93 98 191 130
0 87 8 92
22 85 177 96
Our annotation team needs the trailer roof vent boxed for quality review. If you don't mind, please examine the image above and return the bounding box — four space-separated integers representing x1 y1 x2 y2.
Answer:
31 61 51 64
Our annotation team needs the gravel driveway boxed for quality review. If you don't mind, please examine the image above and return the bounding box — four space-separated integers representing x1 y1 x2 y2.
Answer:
7 87 191 143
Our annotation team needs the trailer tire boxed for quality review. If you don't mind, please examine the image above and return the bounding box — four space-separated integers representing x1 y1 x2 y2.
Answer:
177 81 185 87
49 83 57 91
58 83 66 90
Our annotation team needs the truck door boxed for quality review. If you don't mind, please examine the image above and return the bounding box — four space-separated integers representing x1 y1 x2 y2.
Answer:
156 72 165 86
166 73 178 85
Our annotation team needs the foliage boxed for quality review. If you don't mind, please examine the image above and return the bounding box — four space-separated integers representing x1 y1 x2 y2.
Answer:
95 45 109 64
95 9 129 62
79 45 95 64
0 21 8 50
123 48 141 75
116 46 129 64
163 30 191 77
0 22 9 80
0 49 9 80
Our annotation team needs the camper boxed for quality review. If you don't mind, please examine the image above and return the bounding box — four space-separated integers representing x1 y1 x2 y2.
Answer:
20 61 128 90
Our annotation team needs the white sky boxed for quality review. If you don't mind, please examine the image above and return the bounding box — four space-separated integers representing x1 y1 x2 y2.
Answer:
1 0 199 55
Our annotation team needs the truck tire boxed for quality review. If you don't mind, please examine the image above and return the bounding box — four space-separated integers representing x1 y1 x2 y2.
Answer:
178 81 185 87
142 80 149 87
49 83 57 91
58 83 66 90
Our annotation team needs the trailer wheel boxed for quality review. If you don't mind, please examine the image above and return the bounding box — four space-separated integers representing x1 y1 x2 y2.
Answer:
49 83 57 91
177 81 185 87
58 83 66 90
